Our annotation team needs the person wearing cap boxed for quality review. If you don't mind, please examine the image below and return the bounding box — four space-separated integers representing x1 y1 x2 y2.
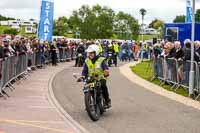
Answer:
81 44 111 108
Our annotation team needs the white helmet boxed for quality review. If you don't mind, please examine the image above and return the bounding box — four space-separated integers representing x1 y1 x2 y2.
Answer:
184 39 191 44
95 40 99 44
86 44 100 56
108 44 113 47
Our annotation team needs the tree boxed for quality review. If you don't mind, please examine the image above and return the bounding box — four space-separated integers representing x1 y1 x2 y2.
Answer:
114 12 139 40
173 15 185 23
149 19 164 29
68 5 115 39
195 9 200 22
3 28 18 35
0 14 15 21
173 9 200 23
53 16 69 36
65 4 140 39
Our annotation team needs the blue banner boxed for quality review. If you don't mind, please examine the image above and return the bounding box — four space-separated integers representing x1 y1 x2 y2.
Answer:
186 0 192 23
38 0 54 41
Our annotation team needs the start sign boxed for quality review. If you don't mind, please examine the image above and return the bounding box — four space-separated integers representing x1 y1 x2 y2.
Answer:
38 0 54 41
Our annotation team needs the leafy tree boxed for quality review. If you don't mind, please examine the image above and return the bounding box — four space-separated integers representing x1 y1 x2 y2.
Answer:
3 28 18 35
173 15 185 23
53 16 69 36
68 5 115 39
173 9 200 23
114 11 139 40
149 19 164 29
53 4 140 39
0 14 15 21
195 9 200 22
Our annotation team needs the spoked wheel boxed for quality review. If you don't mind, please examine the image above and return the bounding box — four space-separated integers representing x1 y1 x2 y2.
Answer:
84 92 100 121
77 57 81 67
108 59 112 67
98 95 106 115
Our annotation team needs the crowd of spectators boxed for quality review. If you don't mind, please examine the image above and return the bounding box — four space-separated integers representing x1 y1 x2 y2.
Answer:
0 36 80 67
151 39 200 87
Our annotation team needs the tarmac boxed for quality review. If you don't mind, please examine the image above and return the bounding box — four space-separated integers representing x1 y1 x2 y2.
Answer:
0 62 83 133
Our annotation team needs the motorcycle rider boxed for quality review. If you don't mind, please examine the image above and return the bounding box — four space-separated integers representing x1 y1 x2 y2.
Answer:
81 44 111 108
75 42 86 67
107 43 115 66
113 41 119 66
96 40 103 56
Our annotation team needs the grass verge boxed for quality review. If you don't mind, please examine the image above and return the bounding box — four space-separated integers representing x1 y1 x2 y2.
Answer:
130 61 188 97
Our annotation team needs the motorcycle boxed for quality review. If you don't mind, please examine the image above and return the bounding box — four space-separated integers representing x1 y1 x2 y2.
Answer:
107 52 114 67
73 74 107 121
76 53 85 67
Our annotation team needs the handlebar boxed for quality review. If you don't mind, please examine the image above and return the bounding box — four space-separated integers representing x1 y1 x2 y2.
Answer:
73 73 104 83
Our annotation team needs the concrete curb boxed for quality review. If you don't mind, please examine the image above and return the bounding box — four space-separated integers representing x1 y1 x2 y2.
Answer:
47 64 90 133
119 62 200 111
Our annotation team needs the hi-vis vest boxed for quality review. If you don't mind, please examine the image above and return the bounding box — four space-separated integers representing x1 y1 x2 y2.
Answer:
85 57 105 79
142 43 148 51
114 43 119 53
98 44 103 53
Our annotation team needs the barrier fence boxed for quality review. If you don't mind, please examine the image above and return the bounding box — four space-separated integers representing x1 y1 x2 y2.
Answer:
0 49 74 99
153 57 200 99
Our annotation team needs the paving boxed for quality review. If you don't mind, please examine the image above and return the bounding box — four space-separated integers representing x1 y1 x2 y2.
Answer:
0 62 79 133
52 62 200 133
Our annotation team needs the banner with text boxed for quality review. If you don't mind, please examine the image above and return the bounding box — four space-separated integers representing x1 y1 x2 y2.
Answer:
186 0 192 23
38 0 54 41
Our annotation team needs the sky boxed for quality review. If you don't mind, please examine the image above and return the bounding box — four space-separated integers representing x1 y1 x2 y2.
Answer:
0 0 200 24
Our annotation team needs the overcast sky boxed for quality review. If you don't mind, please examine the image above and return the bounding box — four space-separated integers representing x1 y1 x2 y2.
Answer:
1 0 200 24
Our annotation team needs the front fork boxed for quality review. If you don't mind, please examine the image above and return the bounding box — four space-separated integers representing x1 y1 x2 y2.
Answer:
83 86 97 106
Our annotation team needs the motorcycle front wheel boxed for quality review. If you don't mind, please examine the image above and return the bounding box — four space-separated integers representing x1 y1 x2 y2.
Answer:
84 92 100 121
98 95 106 115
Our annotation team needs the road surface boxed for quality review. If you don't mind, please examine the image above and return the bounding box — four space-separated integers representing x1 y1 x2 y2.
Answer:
52 64 200 133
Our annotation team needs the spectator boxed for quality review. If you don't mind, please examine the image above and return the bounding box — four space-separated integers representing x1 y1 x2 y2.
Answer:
194 41 200 62
3 39 11 57
0 39 5 59
50 41 57 66
174 41 184 82
183 39 191 61
168 42 176 58
183 39 191 86
26 40 33 71
174 41 184 60
133 42 139 61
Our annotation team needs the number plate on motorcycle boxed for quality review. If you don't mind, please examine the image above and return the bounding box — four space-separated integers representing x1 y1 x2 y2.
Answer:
88 83 95 88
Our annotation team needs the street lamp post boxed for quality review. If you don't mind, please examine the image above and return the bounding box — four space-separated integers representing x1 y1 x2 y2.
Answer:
189 0 195 97
140 8 146 42
142 17 144 42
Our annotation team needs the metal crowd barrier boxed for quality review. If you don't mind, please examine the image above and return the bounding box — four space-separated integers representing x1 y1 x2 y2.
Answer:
153 57 200 98
0 48 74 99
0 54 28 98
58 47 75 62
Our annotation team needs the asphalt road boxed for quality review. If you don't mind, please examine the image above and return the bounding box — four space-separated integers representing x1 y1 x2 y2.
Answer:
52 63 200 133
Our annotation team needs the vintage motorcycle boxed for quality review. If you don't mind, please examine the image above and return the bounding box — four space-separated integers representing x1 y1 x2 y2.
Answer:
73 74 107 121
